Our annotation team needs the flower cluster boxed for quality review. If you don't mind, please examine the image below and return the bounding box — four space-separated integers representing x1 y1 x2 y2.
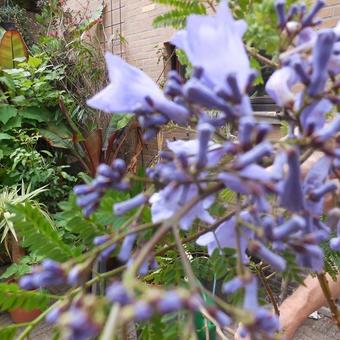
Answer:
20 1 340 339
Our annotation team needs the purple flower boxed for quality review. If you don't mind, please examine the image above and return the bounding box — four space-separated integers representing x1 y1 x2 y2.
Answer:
196 123 215 169
117 233 137 263
222 277 243 294
196 212 253 262
275 0 286 28
303 156 332 216
214 310 232 327
280 148 305 212
171 1 252 92
233 142 272 170
302 0 325 27
106 282 132 306
167 139 224 168
150 184 215 230
295 244 324 272
133 301 153 321
157 291 183 314
313 116 340 143
266 66 296 107
74 159 128 216
20 260 66 290
299 99 332 134
113 193 147 216
87 53 189 125
308 30 336 96
272 215 306 240
249 240 286 272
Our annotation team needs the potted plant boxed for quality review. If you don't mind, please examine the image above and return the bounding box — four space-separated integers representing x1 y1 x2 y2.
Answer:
0 254 43 323
0 183 49 264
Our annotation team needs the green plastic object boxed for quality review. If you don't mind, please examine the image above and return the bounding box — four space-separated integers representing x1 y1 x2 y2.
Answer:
194 292 216 340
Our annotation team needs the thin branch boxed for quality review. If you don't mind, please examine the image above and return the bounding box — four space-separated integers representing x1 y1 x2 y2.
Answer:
257 264 280 316
246 47 279 69
317 273 340 328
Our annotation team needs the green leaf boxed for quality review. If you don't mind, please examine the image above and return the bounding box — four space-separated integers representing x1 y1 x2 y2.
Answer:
27 56 43 68
0 327 17 340
0 133 12 140
0 105 17 124
0 283 49 312
9 203 76 261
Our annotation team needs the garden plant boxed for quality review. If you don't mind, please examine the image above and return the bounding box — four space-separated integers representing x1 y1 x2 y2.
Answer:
0 0 340 339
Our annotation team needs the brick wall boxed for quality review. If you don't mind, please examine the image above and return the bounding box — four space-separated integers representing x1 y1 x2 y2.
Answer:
320 0 340 28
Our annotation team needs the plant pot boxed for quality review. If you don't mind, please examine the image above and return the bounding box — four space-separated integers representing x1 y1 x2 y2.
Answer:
0 22 16 30
10 235 25 264
9 307 41 323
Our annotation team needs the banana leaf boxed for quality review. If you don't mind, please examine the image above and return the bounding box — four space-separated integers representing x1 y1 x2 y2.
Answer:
0 29 28 69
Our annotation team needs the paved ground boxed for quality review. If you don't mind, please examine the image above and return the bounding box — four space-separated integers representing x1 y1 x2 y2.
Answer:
1 308 339 339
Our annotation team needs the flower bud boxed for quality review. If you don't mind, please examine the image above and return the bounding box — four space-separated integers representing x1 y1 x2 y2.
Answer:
113 193 147 216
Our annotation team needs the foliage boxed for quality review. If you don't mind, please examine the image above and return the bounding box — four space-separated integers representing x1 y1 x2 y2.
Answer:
153 0 207 28
9 203 79 262
0 282 49 311
0 254 42 280
0 183 48 243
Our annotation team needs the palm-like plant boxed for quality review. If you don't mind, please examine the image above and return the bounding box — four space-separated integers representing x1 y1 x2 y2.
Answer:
0 183 49 247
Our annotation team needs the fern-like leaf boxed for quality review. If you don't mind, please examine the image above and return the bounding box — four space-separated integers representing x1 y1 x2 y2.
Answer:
0 283 49 312
9 203 76 261
153 1 206 28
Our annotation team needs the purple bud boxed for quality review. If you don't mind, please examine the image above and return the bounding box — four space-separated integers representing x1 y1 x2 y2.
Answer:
143 128 158 141
196 123 215 169
250 241 286 272
308 31 336 96
106 282 132 306
255 123 272 145
239 116 256 147
67 266 82 286
314 116 340 143
93 235 110 245
186 294 203 311
117 233 137 263
183 79 233 115
153 100 189 125
19 276 36 290
96 164 117 180
73 184 94 195
76 192 101 208
287 5 299 19
330 237 340 251
46 306 63 324
113 193 147 216
272 215 305 240
244 278 258 311
226 73 242 103
234 142 272 170
112 159 126 173
138 260 150 277
281 148 305 212
275 0 286 28
157 291 183 314
99 244 116 260
164 79 183 97
218 172 249 194
222 277 243 294
215 310 232 327
309 182 337 201
133 301 153 321
302 0 325 27
255 308 280 334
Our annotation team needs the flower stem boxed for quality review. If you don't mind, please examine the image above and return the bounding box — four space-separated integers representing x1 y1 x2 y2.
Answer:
256 264 280 316
317 273 340 328
101 304 120 340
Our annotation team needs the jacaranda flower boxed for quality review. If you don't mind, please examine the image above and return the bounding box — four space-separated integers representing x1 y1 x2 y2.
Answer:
171 0 252 93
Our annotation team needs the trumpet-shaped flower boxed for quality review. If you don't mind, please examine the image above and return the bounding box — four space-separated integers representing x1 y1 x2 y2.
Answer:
171 1 251 92
87 52 189 125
